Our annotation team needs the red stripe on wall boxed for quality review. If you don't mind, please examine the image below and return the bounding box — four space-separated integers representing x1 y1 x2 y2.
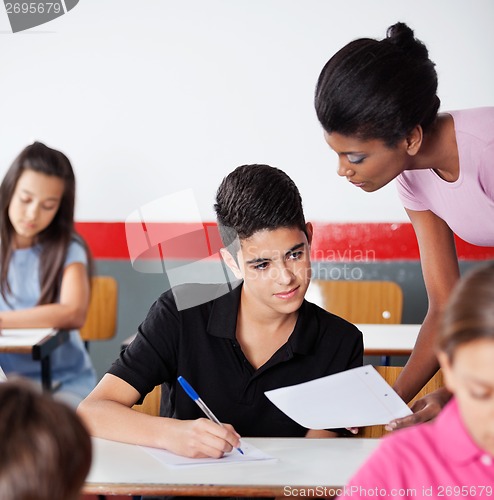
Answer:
75 222 129 259
74 222 494 261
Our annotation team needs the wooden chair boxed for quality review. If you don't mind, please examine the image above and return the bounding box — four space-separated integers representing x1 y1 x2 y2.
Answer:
129 386 162 500
314 280 404 364
80 276 118 351
133 385 162 416
121 336 162 417
103 386 163 500
314 280 403 324
359 365 444 438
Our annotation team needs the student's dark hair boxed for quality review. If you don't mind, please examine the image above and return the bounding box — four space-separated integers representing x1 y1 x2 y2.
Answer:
0 142 93 305
438 263 494 360
0 379 92 500
315 22 440 146
214 164 306 252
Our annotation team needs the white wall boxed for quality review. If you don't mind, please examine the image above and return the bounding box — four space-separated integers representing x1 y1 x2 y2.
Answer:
0 0 492 223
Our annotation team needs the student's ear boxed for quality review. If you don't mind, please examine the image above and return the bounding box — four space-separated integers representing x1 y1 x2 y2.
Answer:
437 351 455 394
405 125 423 156
305 222 313 246
220 247 243 280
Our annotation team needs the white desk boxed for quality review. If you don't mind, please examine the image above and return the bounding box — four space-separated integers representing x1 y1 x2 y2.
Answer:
0 328 68 391
357 324 420 357
85 437 380 497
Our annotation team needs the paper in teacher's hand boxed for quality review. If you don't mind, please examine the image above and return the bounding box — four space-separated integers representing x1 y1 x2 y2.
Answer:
264 365 412 429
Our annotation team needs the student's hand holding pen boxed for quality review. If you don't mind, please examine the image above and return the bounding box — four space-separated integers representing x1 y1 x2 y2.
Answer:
175 376 244 458
163 417 242 459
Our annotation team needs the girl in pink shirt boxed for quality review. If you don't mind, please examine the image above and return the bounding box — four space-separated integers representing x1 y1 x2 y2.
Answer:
339 263 494 499
314 22 494 429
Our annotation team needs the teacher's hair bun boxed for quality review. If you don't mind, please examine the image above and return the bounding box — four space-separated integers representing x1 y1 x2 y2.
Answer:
385 22 429 61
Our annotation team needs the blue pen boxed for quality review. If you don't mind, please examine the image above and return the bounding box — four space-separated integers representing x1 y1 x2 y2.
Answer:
177 376 244 455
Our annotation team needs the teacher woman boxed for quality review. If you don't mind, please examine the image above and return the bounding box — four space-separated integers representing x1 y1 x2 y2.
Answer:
314 22 494 429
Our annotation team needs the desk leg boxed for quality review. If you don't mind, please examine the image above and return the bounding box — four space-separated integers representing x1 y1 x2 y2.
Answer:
40 356 52 392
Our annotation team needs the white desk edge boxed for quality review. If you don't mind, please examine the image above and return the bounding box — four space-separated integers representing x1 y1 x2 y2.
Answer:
357 323 420 354
85 436 380 495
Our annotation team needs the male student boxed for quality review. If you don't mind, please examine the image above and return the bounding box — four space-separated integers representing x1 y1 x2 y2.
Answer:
78 164 363 459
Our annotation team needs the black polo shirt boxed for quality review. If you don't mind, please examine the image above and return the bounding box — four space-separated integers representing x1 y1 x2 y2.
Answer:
109 282 363 437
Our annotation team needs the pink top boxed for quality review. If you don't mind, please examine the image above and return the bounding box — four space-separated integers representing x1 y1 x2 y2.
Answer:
339 399 494 499
396 107 494 246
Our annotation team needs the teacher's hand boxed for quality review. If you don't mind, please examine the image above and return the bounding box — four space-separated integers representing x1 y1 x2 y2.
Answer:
385 387 452 431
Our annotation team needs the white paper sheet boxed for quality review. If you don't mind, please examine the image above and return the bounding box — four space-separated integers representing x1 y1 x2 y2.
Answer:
140 439 277 468
265 365 412 429
0 364 6 381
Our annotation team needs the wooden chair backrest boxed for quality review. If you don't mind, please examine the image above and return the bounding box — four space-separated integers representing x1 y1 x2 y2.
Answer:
80 276 118 343
359 366 444 438
129 368 443 434
133 385 162 416
133 366 444 438
314 280 403 324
